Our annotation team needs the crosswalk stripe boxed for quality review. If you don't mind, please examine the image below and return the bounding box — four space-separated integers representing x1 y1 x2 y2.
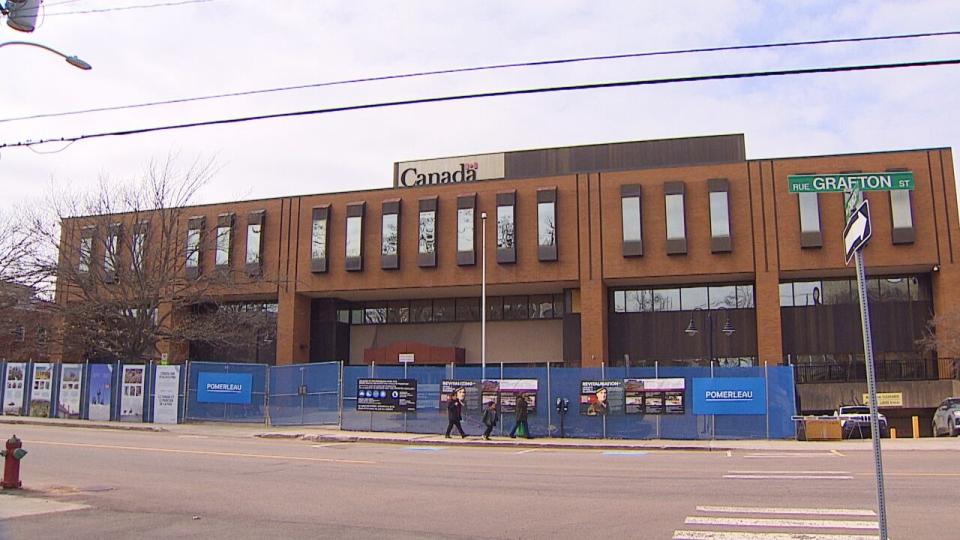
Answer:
684 516 878 529
695 506 876 517
673 530 880 540
724 475 854 480
745 453 836 458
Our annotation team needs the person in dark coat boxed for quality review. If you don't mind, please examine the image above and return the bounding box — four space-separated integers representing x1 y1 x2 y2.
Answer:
481 400 498 440
445 387 467 438
510 393 531 439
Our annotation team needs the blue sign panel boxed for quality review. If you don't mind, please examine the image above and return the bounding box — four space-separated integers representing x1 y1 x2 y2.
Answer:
692 377 766 415
197 372 253 404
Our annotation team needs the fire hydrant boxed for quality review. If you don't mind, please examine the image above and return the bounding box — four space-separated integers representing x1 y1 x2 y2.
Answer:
1 435 27 489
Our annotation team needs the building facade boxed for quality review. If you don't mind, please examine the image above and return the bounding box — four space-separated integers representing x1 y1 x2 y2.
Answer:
57 134 960 431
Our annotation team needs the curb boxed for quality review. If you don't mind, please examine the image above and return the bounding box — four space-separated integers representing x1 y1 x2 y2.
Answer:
255 432 735 452
0 418 165 432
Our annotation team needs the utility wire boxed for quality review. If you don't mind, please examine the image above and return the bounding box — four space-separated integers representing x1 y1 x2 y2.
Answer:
43 0 217 16
3 58 958 151
2 29 958 124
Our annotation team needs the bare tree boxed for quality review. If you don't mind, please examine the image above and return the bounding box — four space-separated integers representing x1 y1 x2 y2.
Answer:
30 156 275 363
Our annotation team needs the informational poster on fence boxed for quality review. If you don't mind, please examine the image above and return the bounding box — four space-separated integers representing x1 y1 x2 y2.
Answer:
496 379 538 413
356 378 417 412
197 372 253 404
439 380 481 413
480 380 500 409
580 380 625 416
57 364 83 419
624 378 686 415
153 365 181 424
120 364 146 422
29 363 53 417
3 363 25 416
88 364 113 421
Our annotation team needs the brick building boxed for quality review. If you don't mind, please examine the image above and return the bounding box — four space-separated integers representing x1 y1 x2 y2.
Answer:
56 134 960 429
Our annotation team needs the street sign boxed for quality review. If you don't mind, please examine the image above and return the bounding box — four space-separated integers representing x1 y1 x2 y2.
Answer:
788 171 914 193
398 353 415 364
844 200 872 265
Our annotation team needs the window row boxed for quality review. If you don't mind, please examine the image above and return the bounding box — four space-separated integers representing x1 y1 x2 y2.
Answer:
779 275 929 307
78 211 266 281
310 189 559 273
612 284 755 313
620 179 732 257
797 170 914 248
336 294 565 325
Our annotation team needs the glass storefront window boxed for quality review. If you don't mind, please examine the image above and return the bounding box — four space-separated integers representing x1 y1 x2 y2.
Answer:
821 280 852 304
486 297 503 321
497 205 514 249
880 278 909 301
382 213 399 256
410 300 433 323
529 295 554 319
503 296 528 320
538 202 556 247
779 283 794 307
792 281 820 306
621 196 642 242
186 228 201 268
735 285 754 308
433 298 455 322
652 289 680 312
665 193 686 241
418 210 435 255
680 286 708 311
346 216 362 258
215 226 231 266
246 223 261 266
708 285 737 309
798 192 821 235
614 290 626 313
456 298 480 321
457 208 474 253
388 301 409 324
709 191 730 239
364 306 386 324
311 218 326 260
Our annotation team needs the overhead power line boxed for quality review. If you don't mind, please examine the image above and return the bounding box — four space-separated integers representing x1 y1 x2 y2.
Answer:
2 57 958 151
43 0 218 16
2 29 958 124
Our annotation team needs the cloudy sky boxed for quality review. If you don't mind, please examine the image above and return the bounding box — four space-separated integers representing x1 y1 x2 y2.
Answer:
1 0 958 212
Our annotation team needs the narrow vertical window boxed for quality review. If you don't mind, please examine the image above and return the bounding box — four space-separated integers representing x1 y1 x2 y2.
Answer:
664 181 687 255
496 191 516 264
79 226 94 274
798 192 822 248
418 197 437 267
620 184 642 257
215 213 234 269
185 216 204 279
104 223 121 283
888 168 915 244
311 205 330 273
537 187 557 261
345 202 365 271
246 210 265 276
456 194 476 266
381 199 400 270
708 178 731 253
131 221 148 273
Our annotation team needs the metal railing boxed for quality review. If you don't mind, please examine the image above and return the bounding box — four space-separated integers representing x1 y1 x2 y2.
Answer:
794 358 939 384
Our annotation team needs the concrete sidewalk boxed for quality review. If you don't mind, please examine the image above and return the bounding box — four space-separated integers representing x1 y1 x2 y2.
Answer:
2 415 958 451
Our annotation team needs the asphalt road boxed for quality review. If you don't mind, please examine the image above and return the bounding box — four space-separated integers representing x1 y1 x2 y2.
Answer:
1 425 958 539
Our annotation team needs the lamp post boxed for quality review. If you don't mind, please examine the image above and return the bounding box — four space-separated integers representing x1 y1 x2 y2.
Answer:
0 41 92 70
481 211 487 380
684 307 735 365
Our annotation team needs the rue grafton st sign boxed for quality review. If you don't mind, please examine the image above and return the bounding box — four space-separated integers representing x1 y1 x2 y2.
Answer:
394 152 505 188
787 171 915 193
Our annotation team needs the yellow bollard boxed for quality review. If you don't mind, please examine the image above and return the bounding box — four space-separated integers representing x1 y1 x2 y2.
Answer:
912 416 920 438
890 428 897 439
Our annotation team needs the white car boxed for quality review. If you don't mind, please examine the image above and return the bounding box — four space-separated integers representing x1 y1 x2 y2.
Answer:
835 406 889 439
932 397 960 437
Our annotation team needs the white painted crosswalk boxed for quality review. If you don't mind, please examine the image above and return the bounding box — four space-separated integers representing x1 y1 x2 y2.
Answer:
673 504 879 540
743 452 838 459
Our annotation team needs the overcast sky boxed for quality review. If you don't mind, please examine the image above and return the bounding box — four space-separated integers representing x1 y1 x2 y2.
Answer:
1 0 958 213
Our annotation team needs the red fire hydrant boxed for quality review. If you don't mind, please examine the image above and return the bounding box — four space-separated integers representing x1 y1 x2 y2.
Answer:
1 435 27 489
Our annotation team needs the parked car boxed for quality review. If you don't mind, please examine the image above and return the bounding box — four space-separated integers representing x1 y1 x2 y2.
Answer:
932 397 960 437
834 406 889 439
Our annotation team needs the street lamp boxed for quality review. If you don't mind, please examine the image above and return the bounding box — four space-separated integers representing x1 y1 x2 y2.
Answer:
684 307 735 365
481 211 487 380
0 41 92 70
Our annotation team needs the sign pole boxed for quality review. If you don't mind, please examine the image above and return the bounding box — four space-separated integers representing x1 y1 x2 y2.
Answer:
847 189 888 540
481 212 487 381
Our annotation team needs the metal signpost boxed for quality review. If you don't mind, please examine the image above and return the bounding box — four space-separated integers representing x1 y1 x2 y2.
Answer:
788 171 914 540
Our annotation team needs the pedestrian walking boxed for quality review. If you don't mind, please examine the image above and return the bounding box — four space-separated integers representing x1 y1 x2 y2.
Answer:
510 393 531 439
445 387 467 438
481 400 498 440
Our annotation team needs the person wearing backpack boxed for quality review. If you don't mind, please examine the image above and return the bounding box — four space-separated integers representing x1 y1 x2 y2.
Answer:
481 399 498 440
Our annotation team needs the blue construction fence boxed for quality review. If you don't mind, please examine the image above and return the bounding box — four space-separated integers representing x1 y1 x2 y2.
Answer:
342 365 798 440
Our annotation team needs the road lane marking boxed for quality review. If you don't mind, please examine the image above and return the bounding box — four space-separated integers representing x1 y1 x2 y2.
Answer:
831 449 845 457
744 453 836 458
404 446 443 452
695 506 876 517
514 449 538 454
177 435 208 439
724 475 854 480
727 470 851 474
726 451 732 458
602 451 648 456
673 531 880 540
30 440 375 464
684 516 878 530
